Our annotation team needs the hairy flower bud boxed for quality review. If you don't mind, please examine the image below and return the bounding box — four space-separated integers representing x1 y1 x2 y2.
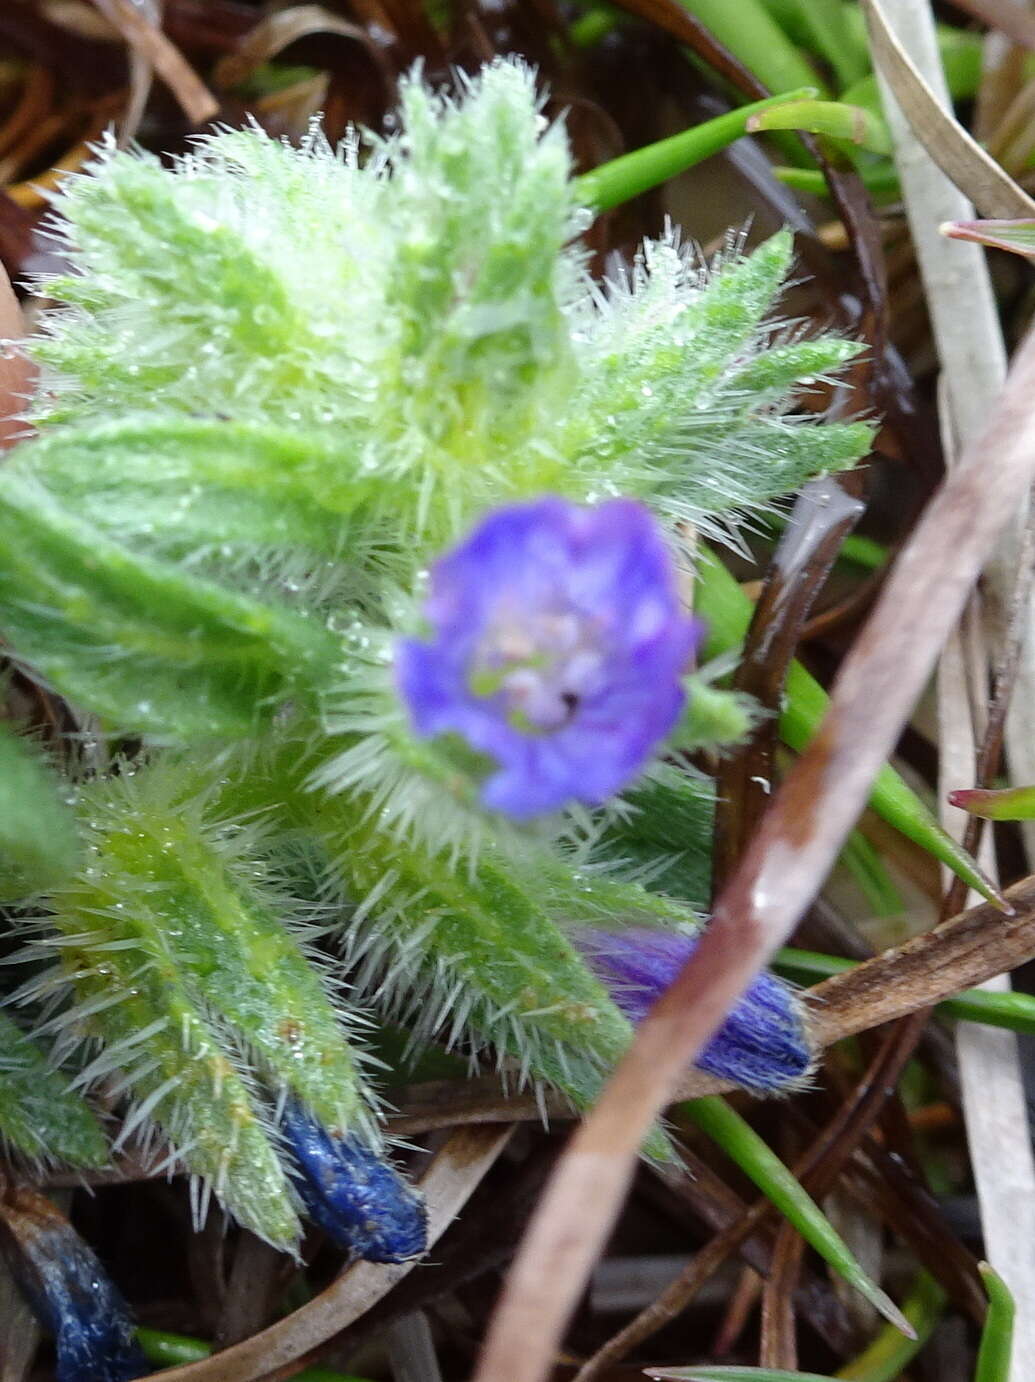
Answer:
575 927 813 1092
281 1101 428 1264
0 1188 148 1382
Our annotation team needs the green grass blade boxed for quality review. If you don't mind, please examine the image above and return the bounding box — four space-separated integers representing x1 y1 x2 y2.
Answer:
676 0 828 97
650 1272 944 1379
835 1272 945 1379
948 784 1035 820
839 830 903 918
746 100 891 155
680 1097 914 1336
646 1265 945 1376
943 220 1035 260
975 1264 1015 1382
787 0 868 90
135 1328 373 1380
694 550 1001 905
576 89 817 211
645 1369 837 1380
776 948 1035 1035
774 162 900 198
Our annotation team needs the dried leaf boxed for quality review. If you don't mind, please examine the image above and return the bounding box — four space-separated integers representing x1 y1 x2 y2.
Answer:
862 0 1035 218
942 217 1035 258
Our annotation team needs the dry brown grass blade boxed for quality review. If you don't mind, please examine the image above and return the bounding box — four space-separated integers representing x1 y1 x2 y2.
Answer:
0 259 31 451
133 1124 513 1382
805 871 1035 1043
90 0 218 125
471 321 1035 1382
714 476 863 888
945 0 1035 50
862 0 1035 217
211 5 391 94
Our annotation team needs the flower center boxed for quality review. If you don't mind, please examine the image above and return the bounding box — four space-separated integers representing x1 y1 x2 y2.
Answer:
468 605 606 733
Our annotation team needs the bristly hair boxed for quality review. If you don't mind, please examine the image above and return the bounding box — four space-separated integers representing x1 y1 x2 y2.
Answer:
4 757 391 1249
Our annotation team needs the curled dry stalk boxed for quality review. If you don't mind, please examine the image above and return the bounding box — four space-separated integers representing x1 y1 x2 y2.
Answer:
471 317 1035 1382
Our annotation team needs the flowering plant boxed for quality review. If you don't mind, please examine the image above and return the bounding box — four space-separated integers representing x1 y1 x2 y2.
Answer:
0 60 869 1257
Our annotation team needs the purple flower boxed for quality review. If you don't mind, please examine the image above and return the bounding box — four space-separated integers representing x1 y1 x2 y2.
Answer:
397 497 700 817
575 928 813 1093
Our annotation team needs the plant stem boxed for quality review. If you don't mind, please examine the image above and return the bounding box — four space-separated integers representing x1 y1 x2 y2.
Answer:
776 948 1035 1035
576 89 817 211
747 99 891 154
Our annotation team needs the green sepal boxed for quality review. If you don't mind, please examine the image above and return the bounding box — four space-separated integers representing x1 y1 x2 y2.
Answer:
672 679 757 752
0 1010 108 1167
235 753 682 1152
43 913 301 1247
0 472 342 740
0 721 80 897
87 769 369 1136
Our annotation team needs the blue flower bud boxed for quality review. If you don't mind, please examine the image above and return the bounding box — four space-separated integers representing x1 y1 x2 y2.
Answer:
575 927 813 1092
280 1101 428 1264
0 1188 148 1382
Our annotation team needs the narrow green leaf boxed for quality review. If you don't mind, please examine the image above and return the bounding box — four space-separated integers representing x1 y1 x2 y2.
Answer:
948 784 1035 820
694 550 1001 905
646 1270 944 1378
835 1272 945 1379
975 1263 1015 1382
747 100 892 155
0 722 79 897
942 218 1035 259
576 89 818 212
0 473 342 740
676 0 828 97
839 829 903 918
786 0 868 89
727 337 865 400
773 162 900 198
681 1096 915 1336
